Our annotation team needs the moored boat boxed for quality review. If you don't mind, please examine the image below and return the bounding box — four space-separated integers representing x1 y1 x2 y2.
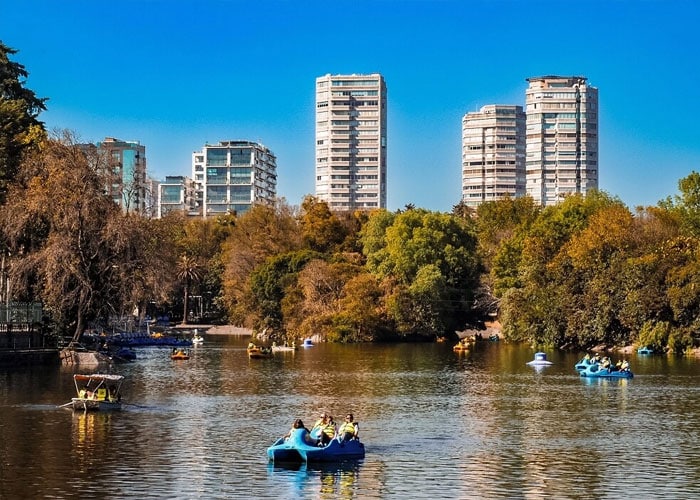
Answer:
302 338 314 348
271 343 298 352
267 428 365 463
70 373 124 411
637 346 654 355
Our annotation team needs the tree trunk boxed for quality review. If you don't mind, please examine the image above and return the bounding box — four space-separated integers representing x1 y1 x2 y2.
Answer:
182 282 189 325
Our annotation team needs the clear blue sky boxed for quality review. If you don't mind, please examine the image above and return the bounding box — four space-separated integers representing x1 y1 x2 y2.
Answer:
3 0 699 211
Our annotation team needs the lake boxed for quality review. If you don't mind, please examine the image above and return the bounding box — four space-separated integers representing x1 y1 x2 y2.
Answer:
1 335 699 498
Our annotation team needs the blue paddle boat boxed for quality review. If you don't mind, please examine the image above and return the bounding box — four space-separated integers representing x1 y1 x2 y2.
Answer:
267 428 365 463
574 357 596 371
579 363 633 379
637 346 655 355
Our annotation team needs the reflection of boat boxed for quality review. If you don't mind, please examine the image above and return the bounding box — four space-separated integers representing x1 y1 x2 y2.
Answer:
70 374 124 411
579 363 633 379
526 352 553 366
302 338 314 348
248 346 273 359
171 348 190 360
637 346 654 355
267 428 365 462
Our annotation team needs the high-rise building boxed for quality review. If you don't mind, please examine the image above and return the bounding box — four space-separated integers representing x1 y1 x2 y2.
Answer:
461 105 526 207
191 140 276 217
525 76 598 206
315 73 387 210
157 175 197 218
95 137 147 214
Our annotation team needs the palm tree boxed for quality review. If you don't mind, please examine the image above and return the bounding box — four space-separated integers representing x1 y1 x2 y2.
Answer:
176 255 203 325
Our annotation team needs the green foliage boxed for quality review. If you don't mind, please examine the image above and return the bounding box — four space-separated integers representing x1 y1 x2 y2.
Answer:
0 42 47 203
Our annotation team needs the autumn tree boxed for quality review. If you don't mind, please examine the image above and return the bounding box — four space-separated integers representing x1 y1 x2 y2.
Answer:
220 202 301 326
0 134 151 339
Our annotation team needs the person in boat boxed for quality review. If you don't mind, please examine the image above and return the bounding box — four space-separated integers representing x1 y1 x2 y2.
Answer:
316 415 337 446
284 418 310 440
79 386 89 398
620 360 630 371
339 413 359 441
248 342 256 350
601 357 611 369
95 386 107 401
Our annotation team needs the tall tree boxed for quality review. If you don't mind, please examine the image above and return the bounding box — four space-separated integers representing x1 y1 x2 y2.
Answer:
176 255 203 325
0 41 47 203
0 132 169 341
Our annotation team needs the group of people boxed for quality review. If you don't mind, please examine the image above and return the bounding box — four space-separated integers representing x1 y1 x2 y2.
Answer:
584 353 630 371
284 412 359 446
78 384 120 402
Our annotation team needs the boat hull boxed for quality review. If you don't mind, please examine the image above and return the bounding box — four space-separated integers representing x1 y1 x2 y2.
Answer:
71 398 122 411
579 364 633 379
267 428 365 463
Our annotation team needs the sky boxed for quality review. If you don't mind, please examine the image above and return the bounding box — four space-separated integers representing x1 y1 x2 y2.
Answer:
2 0 700 212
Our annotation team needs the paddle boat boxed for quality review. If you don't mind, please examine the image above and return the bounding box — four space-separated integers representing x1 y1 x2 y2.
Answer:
171 348 190 360
302 338 314 348
574 356 597 371
526 352 553 367
192 334 204 345
637 346 655 355
247 344 273 359
69 373 124 411
267 428 365 463
579 362 633 379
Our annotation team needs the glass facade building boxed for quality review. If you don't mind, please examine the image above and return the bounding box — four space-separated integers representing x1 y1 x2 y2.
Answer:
191 141 276 217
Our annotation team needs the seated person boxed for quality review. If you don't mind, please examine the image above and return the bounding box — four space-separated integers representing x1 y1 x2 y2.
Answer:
339 413 359 441
314 414 336 446
284 419 311 442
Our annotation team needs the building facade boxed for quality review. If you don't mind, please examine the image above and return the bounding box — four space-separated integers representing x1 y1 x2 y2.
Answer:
157 175 197 218
191 140 277 217
96 137 147 214
315 73 387 210
525 76 599 206
461 105 526 207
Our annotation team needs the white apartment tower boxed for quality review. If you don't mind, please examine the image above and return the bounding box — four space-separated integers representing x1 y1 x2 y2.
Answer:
315 73 387 210
192 140 277 217
525 76 598 206
461 105 526 207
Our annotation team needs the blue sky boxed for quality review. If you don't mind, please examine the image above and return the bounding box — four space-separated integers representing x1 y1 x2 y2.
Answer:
3 0 699 212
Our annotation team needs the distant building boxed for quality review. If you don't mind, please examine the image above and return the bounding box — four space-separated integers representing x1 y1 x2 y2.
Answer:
315 73 387 210
144 177 160 219
96 137 147 214
158 175 197 218
191 140 277 217
461 105 526 207
525 76 599 206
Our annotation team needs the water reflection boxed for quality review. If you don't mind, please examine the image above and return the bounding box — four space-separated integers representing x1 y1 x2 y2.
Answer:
268 461 363 499
2 338 700 498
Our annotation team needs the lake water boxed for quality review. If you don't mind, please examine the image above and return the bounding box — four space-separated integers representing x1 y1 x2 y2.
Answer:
1 336 699 499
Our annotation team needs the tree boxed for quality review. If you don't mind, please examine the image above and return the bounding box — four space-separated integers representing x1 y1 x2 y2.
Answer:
176 255 203 325
0 132 169 341
0 41 47 203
